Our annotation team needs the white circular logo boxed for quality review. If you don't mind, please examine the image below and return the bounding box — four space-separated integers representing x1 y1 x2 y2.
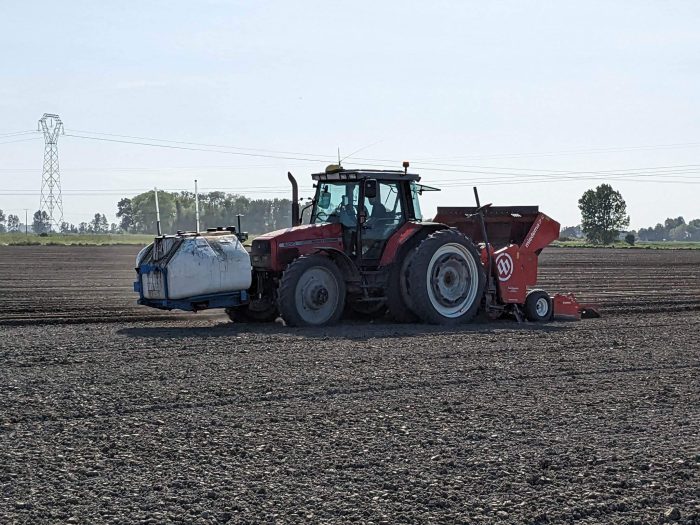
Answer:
496 253 513 282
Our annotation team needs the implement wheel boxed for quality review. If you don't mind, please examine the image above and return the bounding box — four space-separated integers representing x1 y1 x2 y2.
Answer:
277 255 346 327
524 289 553 322
407 229 485 325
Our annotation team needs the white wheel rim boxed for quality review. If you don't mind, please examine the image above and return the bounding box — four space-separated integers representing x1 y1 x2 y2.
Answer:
294 266 340 325
425 243 479 318
535 297 549 317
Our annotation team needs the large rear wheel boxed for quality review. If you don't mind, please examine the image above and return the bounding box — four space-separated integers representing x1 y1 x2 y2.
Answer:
386 254 419 323
407 229 485 325
277 255 346 327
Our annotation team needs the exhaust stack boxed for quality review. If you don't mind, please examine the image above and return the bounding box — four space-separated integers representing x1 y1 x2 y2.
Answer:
288 172 300 226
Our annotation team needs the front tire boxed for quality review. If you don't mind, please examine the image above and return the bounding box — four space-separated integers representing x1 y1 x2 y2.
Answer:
277 255 346 327
407 229 485 325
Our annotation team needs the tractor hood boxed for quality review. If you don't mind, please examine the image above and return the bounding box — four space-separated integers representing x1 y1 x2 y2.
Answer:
250 223 344 271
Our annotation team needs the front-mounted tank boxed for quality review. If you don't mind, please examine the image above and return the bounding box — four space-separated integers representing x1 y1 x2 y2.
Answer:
134 228 252 312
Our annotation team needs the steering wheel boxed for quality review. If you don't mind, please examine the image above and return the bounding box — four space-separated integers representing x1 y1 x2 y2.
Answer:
315 210 329 221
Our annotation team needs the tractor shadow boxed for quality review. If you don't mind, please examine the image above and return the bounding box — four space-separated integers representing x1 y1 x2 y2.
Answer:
117 316 570 340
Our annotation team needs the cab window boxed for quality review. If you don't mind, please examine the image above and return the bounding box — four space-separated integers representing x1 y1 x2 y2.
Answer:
362 181 405 258
313 183 359 228
410 182 423 221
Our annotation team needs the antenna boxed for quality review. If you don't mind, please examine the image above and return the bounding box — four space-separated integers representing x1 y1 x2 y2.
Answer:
194 179 200 232
38 113 65 232
339 139 384 164
154 187 162 236
337 147 341 166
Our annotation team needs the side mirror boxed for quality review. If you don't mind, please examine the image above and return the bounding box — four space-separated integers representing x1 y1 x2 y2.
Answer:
364 179 378 199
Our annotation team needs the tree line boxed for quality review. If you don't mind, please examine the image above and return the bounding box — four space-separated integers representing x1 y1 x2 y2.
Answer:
0 209 118 234
0 191 293 235
116 191 293 234
637 217 700 241
1 185 697 242
567 183 699 243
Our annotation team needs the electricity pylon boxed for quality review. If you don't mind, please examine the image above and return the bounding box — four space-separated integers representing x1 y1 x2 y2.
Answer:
38 113 64 231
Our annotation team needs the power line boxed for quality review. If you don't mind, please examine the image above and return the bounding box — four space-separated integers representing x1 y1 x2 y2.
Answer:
0 137 42 146
66 128 339 159
7 126 700 189
64 127 700 172
0 163 319 172
412 141 700 162
59 133 700 182
64 133 334 163
0 130 37 137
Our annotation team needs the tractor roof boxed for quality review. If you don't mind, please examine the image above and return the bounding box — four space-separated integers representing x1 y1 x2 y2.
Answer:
312 168 421 183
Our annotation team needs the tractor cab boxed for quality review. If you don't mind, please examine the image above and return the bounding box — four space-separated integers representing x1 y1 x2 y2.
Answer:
308 166 425 265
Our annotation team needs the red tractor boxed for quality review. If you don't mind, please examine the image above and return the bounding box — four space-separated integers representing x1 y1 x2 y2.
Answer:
229 163 597 326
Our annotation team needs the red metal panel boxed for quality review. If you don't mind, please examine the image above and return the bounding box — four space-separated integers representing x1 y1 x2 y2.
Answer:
492 245 540 303
493 245 526 303
520 213 560 253
552 293 582 318
379 222 423 267
258 223 344 271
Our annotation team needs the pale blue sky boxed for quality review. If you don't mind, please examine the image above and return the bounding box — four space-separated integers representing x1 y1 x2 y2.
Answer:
1 1 699 228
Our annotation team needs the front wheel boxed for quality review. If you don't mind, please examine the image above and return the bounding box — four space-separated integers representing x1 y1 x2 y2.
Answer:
407 229 485 325
277 255 346 327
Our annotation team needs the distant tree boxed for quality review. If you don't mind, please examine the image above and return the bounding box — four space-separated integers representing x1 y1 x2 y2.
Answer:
665 216 685 231
90 213 101 233
7 214 20 232
116 198 133 232
121 190 292 234
624 233 635 246
688 220 700 241
560 224 583 239
578 184 630 244
32 210 50 234
0 209 6 233
669 224 690 241
89 213 109 233
109 223 120 234
78 222 88 234
59 221 77 234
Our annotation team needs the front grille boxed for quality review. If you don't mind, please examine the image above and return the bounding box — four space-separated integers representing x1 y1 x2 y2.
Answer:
251 239 271 255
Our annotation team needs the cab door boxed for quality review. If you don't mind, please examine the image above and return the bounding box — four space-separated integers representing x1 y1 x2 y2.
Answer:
360 181 406 262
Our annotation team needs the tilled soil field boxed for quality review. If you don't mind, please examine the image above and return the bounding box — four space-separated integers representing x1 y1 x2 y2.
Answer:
1 246 698 524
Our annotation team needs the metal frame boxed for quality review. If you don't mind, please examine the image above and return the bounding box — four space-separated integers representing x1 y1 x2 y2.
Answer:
38 113 64 231
134 264 248 312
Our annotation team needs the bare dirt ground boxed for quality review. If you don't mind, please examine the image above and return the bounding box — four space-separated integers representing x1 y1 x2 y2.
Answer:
1 246 698 524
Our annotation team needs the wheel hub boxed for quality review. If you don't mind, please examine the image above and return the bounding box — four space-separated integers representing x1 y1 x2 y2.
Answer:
431 254 471 306
311 285 329 307
294 266 340 323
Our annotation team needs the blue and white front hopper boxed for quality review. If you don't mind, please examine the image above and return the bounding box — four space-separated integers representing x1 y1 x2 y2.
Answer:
134 230 252 312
